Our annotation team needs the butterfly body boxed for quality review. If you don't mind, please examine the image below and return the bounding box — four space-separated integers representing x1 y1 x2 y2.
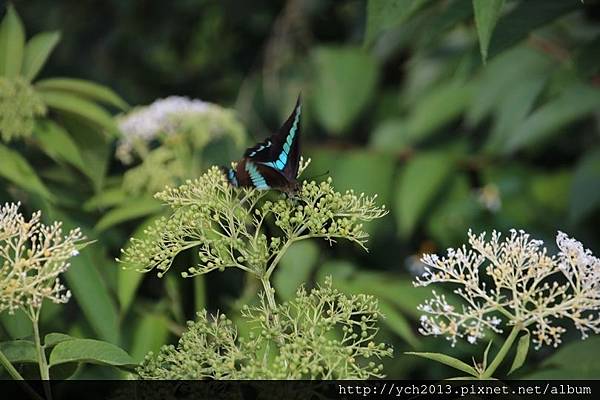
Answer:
224 96 302 193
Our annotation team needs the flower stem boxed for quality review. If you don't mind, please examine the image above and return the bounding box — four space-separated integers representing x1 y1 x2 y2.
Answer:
260 277 277 312
31 313 52 400
480 324 522 379
0 349 44 400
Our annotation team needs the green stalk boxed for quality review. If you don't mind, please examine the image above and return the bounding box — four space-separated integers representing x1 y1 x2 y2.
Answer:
480 324 522 379
260 277 277 312
0 341 45 400
31 311 52 400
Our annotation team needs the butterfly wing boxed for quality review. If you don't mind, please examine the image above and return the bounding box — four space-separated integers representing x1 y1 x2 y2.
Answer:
244 96 302 181
233 159 289 191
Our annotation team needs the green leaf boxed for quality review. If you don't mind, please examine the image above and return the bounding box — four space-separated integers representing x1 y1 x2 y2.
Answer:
406 81 472 143
21 31 60 81
48 339 136 369
504 84 600 153
467 46 552 126
274 241 319 301
36 78 128 110
129 313 170 363
33 120 86 171
0 143 53 199
0 309 32 338
0 4 25 77
364 0 432 45
483 339 493 370
94 196 163 232
44 333 75 349
405 351 478 376
508 329 530 375
61 114 111 191
312 46 378 133
83 187 128 211
488 0 578 59
64 249 120 344
570 150 600 224
378 301 420 348
394 151 454 238
118 215 164 314
472 0 505 63
525 337 600 379
37 89 118 136
0 340 36 364
484 74 547 152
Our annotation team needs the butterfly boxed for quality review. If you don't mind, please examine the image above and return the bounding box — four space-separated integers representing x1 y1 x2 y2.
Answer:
223 96 302 193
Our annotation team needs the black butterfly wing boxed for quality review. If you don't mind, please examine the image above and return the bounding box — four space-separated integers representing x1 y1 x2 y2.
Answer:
244 96 302 181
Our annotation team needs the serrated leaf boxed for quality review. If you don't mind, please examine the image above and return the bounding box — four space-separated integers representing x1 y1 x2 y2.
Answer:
36 78 128 110
406 351 478 376
33 119 86 171
312 46 378 133
395 151 454 238
504 84 600 153
94 197 163 232
0 143 53 199
508 329 530 375
37 89 118 136
472 0 505 63
0 340 36 364
21 31 60 81
48 339 135 369
0 4 25 77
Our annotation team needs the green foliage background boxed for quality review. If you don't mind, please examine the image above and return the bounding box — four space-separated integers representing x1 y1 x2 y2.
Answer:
1 0 600 379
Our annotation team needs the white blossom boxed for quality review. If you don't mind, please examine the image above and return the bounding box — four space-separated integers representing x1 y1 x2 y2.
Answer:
414 229 600 349
0 202 85 314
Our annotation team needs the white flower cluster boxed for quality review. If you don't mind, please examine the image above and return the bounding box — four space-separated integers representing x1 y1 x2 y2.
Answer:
116 96 210 162
414 229 600 349
0 202 84 314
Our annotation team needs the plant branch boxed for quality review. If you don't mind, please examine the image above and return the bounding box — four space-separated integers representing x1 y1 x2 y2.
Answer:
480 323 522 379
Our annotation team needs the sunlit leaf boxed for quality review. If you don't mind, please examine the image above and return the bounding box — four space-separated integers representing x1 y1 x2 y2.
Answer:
37 89 118 136
94 197 163 232
0 5 25 77
36 77 129 110
21 31 60 81
405 351 478 376
33 119 86 171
